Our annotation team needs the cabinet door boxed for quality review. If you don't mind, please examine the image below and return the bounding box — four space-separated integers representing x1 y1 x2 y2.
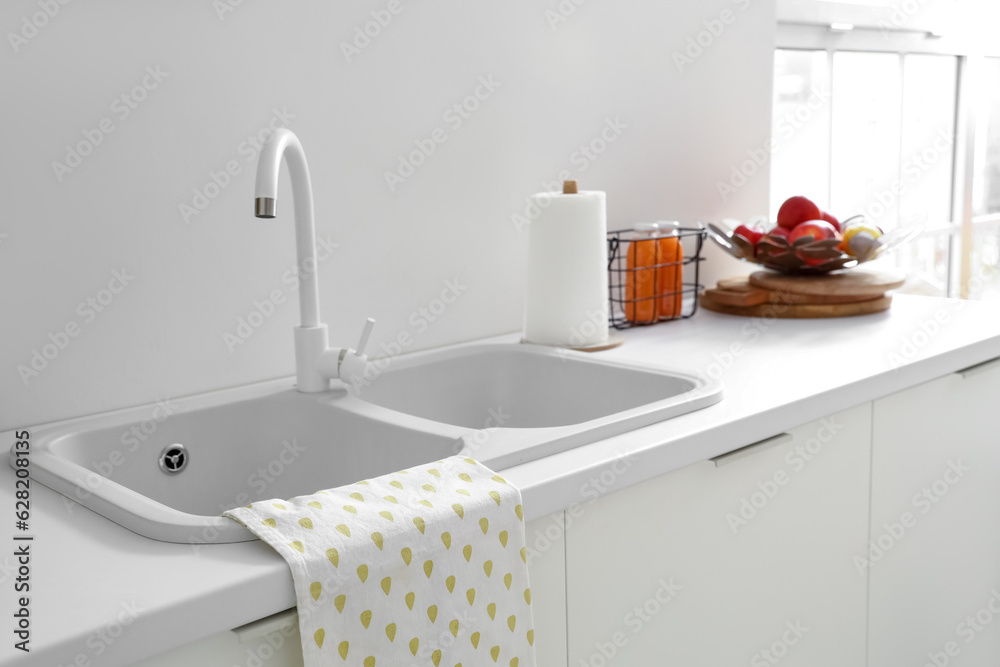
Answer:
566 405 872 667
869 364 1000 666
525 512 568 667
135 514 566 667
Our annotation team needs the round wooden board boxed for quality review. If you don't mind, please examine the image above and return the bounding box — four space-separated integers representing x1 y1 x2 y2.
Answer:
748 269 906 297
700 292 893 319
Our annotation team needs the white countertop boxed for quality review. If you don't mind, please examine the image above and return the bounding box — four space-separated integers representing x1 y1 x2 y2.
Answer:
4 294 1000 667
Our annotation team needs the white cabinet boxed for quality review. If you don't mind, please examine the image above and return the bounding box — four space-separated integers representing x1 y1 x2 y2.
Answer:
565 405 872 667
869 362 1000 666
135 515 566 667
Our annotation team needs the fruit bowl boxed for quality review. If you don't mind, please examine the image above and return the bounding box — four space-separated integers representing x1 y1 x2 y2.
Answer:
708 215 922 275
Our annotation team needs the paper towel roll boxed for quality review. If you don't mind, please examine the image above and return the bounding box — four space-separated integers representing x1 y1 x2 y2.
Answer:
524 187 609 347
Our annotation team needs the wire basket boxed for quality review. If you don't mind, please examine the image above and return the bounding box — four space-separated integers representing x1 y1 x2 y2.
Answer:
607 224 707 330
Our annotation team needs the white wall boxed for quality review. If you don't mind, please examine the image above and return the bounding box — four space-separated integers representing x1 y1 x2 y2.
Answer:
1 0 774 431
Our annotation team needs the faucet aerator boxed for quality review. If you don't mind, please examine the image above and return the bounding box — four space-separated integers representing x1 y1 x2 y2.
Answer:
254 197 276 218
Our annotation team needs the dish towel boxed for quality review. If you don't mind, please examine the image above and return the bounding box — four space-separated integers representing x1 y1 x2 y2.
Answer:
225 456 537 667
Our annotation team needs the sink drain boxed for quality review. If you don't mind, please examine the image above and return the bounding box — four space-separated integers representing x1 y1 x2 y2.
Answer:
158 444 189 474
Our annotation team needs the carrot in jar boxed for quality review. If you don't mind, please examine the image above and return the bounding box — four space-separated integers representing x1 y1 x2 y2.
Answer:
656 223 683 319
625 223 660 324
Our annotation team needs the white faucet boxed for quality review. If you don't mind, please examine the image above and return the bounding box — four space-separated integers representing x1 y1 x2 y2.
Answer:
253 128 373 393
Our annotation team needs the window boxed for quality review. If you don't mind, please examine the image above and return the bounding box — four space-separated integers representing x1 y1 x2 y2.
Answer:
971 59 1000 218
771 4 1000 299
968 58 1000 298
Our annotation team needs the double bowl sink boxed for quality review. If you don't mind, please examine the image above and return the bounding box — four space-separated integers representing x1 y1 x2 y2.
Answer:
12 343 721 543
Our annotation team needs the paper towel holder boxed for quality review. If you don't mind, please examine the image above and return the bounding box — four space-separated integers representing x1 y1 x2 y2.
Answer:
521 180 622 352
521 332 626 353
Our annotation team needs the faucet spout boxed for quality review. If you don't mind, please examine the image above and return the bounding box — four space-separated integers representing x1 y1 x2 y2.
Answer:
253 128 320 328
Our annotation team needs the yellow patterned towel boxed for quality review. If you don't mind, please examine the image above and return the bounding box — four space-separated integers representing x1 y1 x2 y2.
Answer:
225 456 536 667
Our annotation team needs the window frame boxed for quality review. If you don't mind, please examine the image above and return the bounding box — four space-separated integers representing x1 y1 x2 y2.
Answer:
775 17 999 298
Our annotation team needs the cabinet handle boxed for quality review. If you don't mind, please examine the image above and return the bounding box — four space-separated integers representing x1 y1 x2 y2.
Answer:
232 607 297 643
957 356 1000 379
711 433 793 468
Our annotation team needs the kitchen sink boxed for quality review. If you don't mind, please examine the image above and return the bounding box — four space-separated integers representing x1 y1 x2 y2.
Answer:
20 383 467 544
10 343 721 544
357 345 707 428
355 343 722 468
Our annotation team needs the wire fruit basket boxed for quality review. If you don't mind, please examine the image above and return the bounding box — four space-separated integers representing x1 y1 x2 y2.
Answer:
607 224 707 330
706 216 922 275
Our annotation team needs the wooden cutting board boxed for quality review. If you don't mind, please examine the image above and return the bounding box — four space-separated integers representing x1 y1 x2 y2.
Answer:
709 277 879 306
701 291 893 318
701 269 903 318
748 269 906 297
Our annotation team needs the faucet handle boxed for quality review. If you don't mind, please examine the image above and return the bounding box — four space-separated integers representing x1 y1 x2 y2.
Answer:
354 318 375 357
338 318 375 385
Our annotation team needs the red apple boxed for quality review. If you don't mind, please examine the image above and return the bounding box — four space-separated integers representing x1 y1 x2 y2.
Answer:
777 196 822 229
732 223 764 246
819 210 841 232
788 219 838 244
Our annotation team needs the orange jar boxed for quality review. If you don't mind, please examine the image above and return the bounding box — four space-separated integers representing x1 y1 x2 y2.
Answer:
625 223 660 323
655 221 683 319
